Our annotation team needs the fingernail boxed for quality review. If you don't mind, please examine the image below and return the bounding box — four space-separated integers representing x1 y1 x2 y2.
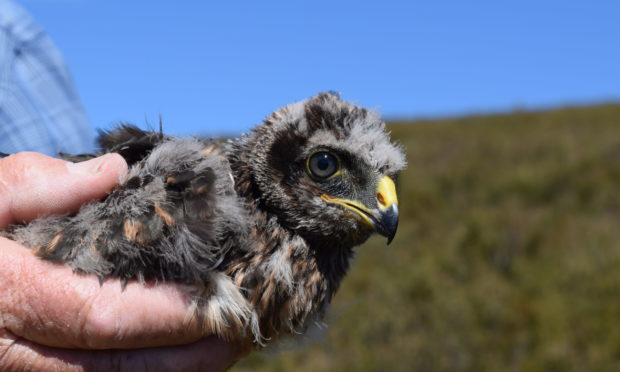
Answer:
67 155 112 175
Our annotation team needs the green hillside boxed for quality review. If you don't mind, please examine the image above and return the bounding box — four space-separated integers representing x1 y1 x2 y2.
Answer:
235 104 620 372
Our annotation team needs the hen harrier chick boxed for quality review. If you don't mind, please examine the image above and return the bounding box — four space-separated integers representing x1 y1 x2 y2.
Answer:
7 92 406 347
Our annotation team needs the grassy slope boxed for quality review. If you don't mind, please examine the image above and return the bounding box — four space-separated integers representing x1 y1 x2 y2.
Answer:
235 104 620 372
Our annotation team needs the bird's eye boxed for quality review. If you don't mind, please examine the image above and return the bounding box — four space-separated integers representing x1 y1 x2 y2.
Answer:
307 151 340 179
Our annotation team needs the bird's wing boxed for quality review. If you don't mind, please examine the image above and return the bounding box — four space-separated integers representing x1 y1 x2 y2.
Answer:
59 124 165 164
9 133 248 284
96 124 166 166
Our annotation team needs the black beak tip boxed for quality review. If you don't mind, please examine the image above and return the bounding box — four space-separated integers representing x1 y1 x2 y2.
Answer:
386 219 398 245
376 204 399 245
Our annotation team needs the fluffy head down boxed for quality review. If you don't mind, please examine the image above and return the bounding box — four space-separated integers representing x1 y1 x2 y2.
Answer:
269 92 406 174
230 92 406 248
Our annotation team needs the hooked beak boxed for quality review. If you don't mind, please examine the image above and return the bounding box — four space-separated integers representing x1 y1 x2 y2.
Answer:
321 176 400 244
374 202 399 244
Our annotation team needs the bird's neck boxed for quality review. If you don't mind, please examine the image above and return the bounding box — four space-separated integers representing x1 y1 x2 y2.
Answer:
222 204 354 341
224 150 355 341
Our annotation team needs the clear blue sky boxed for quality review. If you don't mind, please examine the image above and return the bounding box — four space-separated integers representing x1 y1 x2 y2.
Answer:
20 0 620 136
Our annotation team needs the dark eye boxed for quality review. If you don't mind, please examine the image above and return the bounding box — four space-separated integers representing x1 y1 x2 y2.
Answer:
308 151 339 179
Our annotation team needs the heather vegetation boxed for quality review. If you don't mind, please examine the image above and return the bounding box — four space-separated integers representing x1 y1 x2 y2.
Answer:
235 104 620 372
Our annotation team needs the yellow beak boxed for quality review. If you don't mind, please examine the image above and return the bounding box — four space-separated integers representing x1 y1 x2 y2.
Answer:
321 175 399 244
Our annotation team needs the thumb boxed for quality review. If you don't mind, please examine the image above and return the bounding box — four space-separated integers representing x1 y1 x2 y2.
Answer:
0 152 128 228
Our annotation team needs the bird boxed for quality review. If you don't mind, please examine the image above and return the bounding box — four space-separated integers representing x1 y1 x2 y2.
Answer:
5 92 406 348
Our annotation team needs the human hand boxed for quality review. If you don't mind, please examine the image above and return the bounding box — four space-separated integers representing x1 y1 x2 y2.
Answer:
0 152 246 371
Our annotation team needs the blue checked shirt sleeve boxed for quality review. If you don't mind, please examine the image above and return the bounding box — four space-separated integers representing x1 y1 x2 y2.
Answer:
0 0 94 156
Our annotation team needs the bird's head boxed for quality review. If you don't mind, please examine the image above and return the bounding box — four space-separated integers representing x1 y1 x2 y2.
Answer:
232 92 406 248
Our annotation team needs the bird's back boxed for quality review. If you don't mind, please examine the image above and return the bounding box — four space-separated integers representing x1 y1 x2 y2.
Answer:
9 126 248 285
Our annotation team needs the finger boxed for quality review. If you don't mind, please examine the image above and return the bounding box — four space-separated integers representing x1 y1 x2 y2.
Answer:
0 334 245 372
0 239 210 350
0 152 128 228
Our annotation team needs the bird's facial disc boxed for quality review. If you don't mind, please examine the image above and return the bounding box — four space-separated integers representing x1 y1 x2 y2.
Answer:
304 148 400 244
320 176 399 244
